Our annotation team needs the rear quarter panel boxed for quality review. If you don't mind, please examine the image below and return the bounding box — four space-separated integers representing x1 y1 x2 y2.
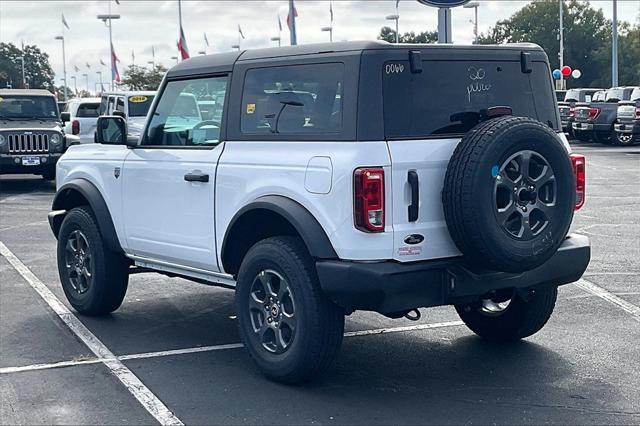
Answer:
216 141 394 265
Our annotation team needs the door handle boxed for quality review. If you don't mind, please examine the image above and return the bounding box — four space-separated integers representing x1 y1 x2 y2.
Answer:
408 170 419 222
184 172 209 183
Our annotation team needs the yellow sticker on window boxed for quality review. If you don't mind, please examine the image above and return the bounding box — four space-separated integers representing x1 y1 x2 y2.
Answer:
246 103 256 114
129 95 148 103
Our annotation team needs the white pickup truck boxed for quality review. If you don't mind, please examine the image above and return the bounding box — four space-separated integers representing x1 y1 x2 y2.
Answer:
49 41 590 383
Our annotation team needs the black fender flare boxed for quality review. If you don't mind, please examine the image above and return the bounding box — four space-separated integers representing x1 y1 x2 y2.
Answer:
222 195 338 262
51 179 122 253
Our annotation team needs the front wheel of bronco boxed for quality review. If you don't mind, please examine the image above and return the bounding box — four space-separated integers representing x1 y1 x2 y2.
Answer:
454 287 557 341
236 236 344 384
57 206 129 315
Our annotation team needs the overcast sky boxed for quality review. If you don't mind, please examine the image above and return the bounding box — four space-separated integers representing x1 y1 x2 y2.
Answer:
1 0 638 90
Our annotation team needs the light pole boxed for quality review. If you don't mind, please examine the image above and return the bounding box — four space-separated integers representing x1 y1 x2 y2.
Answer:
270 36 281 47
612 0 618 86
463 1 479 43
386 14 400 43
96 71 103 94
558 0 565 90
17 57 26 88
54 35 67 101
321 26 333 42
97 12 120 91
231 44 240 51
170 56 179 64
147 60 155 69
82 73 89 96
198 50 206 56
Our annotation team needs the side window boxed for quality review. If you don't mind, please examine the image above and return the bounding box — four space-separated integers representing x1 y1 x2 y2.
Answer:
144 75 227 147
98 96 108 115
107 96 115 114
115 97 125 113
241 63 344 135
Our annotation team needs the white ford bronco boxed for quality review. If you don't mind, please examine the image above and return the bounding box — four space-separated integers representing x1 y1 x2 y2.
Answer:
49 41 590 383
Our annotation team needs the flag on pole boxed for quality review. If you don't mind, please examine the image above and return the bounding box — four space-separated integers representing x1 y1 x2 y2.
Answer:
204 32 209 47
86 62 91 69
131 50 135 63
287 2 298 31
100 59 106 66
151 45 155 59
238 25 245 40
177 26 190 60
278 14 282 32
111 45 121 82
330 2 333 23
114 0 120 4
73 65 79 73
396 0 400 9
62 13 70 30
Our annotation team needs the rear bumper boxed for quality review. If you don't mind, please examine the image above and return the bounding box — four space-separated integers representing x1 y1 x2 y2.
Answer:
316 234 590 314
614 122 640 134
572 122 593 131
0 153 60 174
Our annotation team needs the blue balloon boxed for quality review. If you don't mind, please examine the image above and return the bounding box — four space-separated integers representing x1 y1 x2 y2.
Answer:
552 69 562 80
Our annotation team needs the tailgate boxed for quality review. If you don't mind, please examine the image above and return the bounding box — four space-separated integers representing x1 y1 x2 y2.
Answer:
386 139 461 262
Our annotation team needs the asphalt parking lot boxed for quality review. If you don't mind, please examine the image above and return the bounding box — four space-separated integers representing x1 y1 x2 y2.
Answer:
1 141 639 425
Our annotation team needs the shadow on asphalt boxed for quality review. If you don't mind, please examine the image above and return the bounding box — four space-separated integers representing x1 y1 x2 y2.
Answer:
0 176 56 198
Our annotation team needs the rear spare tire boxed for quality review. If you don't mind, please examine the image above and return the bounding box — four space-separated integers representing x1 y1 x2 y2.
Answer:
443 116 575 273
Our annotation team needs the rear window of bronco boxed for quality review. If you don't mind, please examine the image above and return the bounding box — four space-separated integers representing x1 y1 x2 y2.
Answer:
383 60 558 138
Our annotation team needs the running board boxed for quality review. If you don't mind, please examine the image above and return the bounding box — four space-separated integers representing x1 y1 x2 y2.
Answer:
127 255 236 288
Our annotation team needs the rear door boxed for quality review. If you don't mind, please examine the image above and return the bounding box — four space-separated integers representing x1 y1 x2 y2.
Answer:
383 56 558 262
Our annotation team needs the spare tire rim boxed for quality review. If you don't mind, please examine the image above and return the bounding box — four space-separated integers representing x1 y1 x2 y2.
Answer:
494 150 557 240
64 230 93 295
248 269 297 354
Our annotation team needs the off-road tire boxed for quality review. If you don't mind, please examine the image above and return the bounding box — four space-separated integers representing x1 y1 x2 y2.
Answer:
455 287 557 341
57 206 129 315
236 236 344 384
443 116 575 273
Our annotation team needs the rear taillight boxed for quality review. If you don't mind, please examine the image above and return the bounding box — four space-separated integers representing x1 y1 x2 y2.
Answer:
588 107 600 120
571 154 586 210
569 106 575 117
71 120 80 135
354 167 385 232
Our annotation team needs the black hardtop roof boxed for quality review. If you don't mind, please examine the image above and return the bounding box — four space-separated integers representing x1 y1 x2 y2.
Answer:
166 40 546 78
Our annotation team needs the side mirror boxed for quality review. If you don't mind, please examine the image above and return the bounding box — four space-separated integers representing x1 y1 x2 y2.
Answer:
96 116 127 145
60 112 70 122
113 110 126 118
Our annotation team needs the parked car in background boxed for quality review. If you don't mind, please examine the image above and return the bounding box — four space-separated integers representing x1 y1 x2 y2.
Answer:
613 87 640 146
0 89 76 180
573 87 637 144
61 97 101 145
558 88 602 139
97 91 156 138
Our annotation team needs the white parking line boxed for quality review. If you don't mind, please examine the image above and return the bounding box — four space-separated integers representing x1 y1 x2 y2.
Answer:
0 242 184 426
0 321 465 375
574 278 640 322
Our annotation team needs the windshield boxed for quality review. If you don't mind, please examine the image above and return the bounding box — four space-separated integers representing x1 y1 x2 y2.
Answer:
0 95 58 120
128 95 155 117
76 103 100 117
383 60 558 138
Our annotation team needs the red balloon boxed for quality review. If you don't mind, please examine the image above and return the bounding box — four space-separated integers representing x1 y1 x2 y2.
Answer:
561 66 572 76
